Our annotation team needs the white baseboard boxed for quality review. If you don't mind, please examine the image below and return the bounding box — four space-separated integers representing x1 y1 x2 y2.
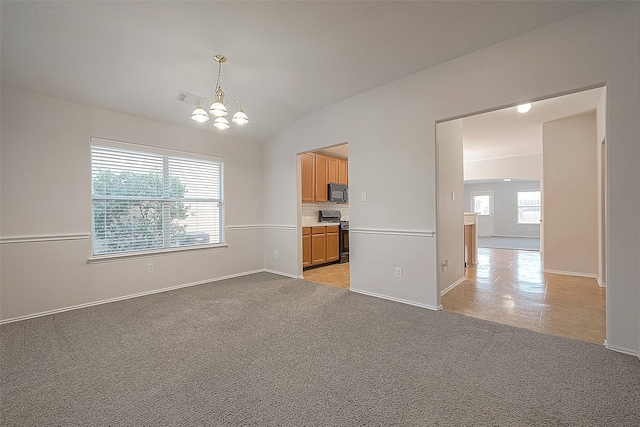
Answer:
605 342 639 358
262 269 300 279
0 269 266 325
489 235 540 239
350 288 441 311
543 269 598 279
597 277 606 287
441 276 466 296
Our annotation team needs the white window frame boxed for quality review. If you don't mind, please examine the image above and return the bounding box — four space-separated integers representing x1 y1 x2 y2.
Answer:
470 192 493 216
516 190 541 225
90 138 226 260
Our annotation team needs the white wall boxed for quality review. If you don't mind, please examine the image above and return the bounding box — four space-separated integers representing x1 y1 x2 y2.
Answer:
464 180 541 238
597 89 607 286
262 3 640 354
0 87 265 321
436 120 465 294
464 153 542 181
543 113 598 277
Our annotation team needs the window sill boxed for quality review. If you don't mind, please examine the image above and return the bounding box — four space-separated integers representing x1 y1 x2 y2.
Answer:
88 243 228 263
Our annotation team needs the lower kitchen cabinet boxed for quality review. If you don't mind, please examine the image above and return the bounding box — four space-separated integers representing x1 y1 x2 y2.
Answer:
302 227 311 267
311 227 327 265
326 225 339 262
303 226 339 268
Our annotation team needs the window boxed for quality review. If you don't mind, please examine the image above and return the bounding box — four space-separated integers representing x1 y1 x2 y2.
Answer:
517 190 541 224
472 194 492 216
91 139 224 257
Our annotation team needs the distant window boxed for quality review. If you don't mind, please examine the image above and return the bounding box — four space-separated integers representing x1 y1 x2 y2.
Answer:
517 191 541 224
91 139 224 257
472 194 492 216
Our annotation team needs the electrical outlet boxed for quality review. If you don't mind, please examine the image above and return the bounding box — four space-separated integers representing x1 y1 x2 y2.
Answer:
360 192 367 202
147 263 154 274
441 260 449 272
395 267 403 278
274 250 279 258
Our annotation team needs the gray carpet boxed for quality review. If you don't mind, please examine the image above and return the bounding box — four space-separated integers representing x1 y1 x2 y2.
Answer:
1 273 639 426
478 236 540 251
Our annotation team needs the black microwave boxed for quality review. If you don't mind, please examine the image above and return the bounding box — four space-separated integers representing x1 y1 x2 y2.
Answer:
328 183 349 203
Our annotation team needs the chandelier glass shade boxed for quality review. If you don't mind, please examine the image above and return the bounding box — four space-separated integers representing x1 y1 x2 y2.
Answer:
191 54 248 128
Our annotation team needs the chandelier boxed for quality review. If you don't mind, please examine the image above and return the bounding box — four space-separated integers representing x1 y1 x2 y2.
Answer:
190 54 249 129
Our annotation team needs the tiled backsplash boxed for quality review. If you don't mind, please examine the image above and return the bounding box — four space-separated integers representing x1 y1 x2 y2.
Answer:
302 202 349 221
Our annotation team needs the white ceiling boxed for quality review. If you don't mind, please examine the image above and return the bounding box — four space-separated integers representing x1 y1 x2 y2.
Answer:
463 87 604 162
1 1 606 145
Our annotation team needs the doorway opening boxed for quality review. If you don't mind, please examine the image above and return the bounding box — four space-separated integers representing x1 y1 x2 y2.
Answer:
298 143 350 289
436 87 607 345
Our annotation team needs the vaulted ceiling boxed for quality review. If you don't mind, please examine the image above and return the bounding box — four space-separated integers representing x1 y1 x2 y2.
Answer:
1 1 606 144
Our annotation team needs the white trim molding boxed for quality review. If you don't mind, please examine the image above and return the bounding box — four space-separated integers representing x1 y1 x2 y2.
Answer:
263 225 297 230
543 269 598 279
350 288 441 311
0 269 265 325
605 342 639 358
263 269 300 279
225 225 265 231
441 276 466 296
350 228 435 237
0 233 91 244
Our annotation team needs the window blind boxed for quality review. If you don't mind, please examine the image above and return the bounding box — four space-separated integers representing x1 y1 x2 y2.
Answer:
91 142 223 256
517 190 541 224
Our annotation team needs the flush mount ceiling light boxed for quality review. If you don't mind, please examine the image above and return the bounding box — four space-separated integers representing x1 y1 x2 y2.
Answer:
517 103 532 113
189 55 249 129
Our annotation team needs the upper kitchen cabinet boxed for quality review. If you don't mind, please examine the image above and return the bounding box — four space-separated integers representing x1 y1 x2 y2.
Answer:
301 153 315 202
329 157 348 185
338 159 348 185
301 152 348 203
328 157 339 183
314 154 328 202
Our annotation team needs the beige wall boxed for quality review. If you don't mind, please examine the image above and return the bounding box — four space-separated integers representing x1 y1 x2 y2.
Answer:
0 87 265 321
436 120 465 294
464 153 543 182
262 3 639 354
543 113 598 276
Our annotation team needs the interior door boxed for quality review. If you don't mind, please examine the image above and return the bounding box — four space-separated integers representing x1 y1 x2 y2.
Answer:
471 191 494 236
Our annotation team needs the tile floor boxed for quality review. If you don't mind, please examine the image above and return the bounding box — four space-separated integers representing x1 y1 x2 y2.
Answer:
303 262 350 289
302 249 606 345
442 247 606 345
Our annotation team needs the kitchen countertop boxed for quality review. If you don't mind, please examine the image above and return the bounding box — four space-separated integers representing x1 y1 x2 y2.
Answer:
302 221 341 227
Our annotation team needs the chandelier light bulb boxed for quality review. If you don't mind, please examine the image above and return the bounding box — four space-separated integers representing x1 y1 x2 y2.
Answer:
209 101 227 117
232 109 249 125
213 116 230 130
191 104 209 123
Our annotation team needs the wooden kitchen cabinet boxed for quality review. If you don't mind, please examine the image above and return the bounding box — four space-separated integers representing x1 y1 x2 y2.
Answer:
328 157 339 183
301 153 315 202
302 227 311 267
314 154 328 202
338 159 348 185
326 225 339 262
301 152 348 202
311 226 327 265
304 225 340 268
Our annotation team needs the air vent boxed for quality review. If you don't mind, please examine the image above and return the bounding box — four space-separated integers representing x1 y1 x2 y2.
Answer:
175 91 201 105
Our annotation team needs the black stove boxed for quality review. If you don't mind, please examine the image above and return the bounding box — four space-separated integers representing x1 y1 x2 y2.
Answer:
318 209 341 223
339 220 349 263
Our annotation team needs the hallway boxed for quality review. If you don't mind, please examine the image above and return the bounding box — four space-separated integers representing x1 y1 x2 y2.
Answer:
442 248 606 344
